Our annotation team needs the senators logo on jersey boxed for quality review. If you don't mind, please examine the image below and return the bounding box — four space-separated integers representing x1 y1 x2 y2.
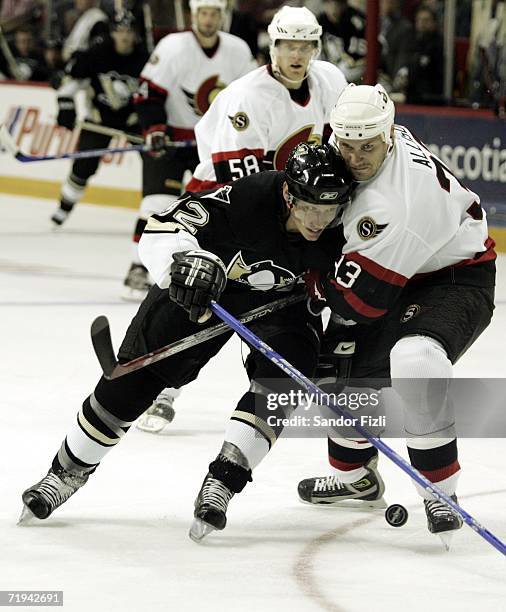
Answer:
264 126 322 171
182 75 226 116
227 251 297 290
357 217 388 240
228 112 249 131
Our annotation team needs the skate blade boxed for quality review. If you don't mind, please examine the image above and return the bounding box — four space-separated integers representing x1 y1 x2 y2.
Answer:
121 287 148 303
18 504 36 525
188 518 216 543
300 496 387 510
437 531 454 552
136 415 169 434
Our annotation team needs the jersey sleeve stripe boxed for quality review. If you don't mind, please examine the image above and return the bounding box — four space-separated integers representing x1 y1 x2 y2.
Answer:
212 148 264 162
342 289 388 319
346 252 408 286
139 77 169 97
186 177 224 192
328 279 388 319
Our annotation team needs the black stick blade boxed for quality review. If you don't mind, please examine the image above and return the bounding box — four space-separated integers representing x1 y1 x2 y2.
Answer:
90 316 118 378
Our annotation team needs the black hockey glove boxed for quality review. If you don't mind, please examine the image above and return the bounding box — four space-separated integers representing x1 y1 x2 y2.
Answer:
56 96 76 130
144 123 171 158
169 250 227 323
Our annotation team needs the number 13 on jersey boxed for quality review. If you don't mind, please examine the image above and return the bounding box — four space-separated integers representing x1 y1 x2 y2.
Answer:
334 255 362 288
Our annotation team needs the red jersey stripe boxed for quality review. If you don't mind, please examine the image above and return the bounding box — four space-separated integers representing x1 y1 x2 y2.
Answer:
343 290 388 319
212 148 264 162
346 252 408 287
186 177 225 192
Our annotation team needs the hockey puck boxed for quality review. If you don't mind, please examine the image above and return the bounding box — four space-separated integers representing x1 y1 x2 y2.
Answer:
385 504 408 527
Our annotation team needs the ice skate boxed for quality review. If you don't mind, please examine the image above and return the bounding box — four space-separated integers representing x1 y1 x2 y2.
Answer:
189 472 235 543
50 207 71 227
122 263 151 302
424 494 463 550
297 456 386 509
19 465 89 523
137 390 176 433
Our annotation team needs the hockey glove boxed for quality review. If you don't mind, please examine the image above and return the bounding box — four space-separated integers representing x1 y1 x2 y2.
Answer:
56 97 76 130
169 250 227 323
144 123 171 158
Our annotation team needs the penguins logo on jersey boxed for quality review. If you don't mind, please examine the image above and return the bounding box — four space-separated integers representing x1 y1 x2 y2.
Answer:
148 53 159 64
401 304 421 323
97 72 140 109
357 217 388 240
229 112 249 131
182 75 226 116
227 251 296 290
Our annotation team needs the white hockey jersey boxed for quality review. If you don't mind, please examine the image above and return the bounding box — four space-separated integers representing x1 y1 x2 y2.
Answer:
317 124 495 324
187 60 347 190
139 31 255 140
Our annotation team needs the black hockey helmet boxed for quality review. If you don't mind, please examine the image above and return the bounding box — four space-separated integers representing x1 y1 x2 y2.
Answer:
285 142 354 206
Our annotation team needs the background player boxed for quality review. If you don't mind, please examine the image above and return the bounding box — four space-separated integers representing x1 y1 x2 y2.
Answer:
20 144 354 537
186 5 348 193
124 0 256 300
298 84 496 544
51 11 148 226
140 4 349 431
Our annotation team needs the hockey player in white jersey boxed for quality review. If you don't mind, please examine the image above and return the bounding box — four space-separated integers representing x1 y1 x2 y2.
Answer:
140 5 348 433
123 0 255 301
298 84 496 546
186 5 348 192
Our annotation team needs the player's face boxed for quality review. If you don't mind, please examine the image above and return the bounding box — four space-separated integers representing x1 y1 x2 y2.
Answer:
274 40 316 83
336 135 389 181
284 185 338 240
195 7 222 38
112 27 136 54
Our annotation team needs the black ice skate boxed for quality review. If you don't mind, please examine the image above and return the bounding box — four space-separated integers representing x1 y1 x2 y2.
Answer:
51 205 73 227
122 263 152 302
297 456 386 509
189 472 235 542
424 494 463 550
189 443 252 543
137 390 176 433
19 465 89 523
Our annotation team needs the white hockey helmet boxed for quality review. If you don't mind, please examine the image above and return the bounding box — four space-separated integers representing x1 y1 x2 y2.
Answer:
189 0 227 14
268 6 322 70
330 83 396 146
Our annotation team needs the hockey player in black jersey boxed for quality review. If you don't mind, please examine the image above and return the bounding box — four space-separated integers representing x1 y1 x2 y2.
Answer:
50 12 149 226
20 143 354 533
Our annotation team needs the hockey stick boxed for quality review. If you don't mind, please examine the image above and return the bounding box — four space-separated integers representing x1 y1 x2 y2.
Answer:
210 301 506 557
91 293 305 380
0 26 23 81
142 2 155 53
0 124 196 163
79 121 144 144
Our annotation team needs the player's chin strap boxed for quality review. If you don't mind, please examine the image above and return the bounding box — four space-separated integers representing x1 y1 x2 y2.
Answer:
209 300 506 558
271 62 310 85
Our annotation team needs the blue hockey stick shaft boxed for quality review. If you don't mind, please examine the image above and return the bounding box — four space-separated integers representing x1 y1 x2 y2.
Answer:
14 141 196 162
0 124 195 162
210 301 506 557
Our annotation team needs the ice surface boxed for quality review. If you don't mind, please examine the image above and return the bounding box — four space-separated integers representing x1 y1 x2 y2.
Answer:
0 194 504 612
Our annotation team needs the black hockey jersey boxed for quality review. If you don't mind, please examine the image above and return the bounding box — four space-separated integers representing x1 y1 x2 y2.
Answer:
62 37 149 128
140 170 341 293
